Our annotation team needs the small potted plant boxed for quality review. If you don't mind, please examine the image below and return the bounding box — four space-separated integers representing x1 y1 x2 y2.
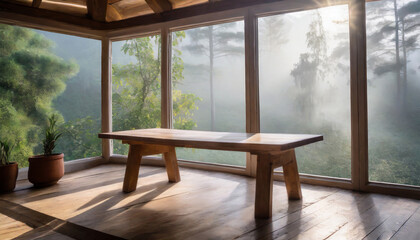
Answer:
28 114 64 187
0 140 18 193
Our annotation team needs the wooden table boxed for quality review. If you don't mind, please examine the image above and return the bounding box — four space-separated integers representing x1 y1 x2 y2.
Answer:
99 128 323 218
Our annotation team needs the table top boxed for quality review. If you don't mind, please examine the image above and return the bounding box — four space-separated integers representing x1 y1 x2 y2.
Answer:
99 128 323 153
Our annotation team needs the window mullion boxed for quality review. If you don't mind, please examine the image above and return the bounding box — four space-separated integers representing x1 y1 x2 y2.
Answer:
161 27 173 129
245 10 260 177
349 0 368 190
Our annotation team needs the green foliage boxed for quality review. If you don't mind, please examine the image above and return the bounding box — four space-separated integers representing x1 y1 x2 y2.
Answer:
56 116 101 160
296 124 351 179
0 140 15 165
38 31 102 161
172 89 201 130
42 114 62 155
112 34 200 154
0 24 78 166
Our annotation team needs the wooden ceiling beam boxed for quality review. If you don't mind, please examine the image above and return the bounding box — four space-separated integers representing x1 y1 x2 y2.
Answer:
38 1 87 17
86 0 123 22
0 1 106 30
32 0 42 8
106 0 284 29
48 0 86 6
107 4 123 21
145 0 172 13
115 2 154 19
86 0 108 21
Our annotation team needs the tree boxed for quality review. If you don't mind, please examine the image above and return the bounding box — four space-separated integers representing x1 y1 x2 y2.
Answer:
367 0 420 110
183 22 244 130
35 31 104 161
290 11 328 118
0 24 78 166
397 0 420 106
258 16 288 52
366 0 420 185
287 10 353 179
112 34 200 154
57 116 102 160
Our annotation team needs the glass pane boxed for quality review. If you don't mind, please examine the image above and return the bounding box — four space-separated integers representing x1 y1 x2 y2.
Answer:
259 5 351 178
171 21 246 166
0 24 101 167
112 36 161 155
367 0 420 185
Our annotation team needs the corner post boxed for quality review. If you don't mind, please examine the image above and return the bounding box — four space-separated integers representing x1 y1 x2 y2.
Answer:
101 37 113 161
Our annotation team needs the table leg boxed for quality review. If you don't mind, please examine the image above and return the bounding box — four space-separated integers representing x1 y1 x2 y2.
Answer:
255 153 274 218
164 146 181 182
282 149 302 200
123 145 143 193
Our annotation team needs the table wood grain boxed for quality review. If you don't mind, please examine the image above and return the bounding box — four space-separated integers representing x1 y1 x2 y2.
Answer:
99 128 323 153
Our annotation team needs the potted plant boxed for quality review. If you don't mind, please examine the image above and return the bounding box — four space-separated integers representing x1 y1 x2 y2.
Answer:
28 114 64 187
0 140 18 193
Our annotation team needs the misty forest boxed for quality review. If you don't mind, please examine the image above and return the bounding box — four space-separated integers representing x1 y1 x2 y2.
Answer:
0 0 419 185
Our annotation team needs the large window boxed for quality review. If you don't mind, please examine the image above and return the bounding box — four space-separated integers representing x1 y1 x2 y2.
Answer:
259 5 351 178
171 21 246 166
367 0 420 185
0 24 101 167
112 35 161 155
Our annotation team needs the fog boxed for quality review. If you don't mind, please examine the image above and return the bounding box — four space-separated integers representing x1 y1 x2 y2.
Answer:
161 5 353 175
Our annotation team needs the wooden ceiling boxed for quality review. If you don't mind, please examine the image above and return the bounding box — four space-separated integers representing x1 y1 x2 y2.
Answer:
2 0 212 22
1 0 298 32
0 0 295 32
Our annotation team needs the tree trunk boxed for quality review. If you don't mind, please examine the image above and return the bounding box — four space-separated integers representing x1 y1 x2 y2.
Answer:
393 0 402 107
401 16 408 111
209 25 215 131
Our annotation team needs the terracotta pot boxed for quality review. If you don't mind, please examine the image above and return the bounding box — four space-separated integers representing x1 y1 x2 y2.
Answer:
0 162 18 193
28 153 64 187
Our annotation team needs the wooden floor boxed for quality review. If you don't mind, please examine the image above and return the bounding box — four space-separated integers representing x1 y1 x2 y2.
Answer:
1 164 420 240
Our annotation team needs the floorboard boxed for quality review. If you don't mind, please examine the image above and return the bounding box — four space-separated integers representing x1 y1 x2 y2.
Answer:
1 164 420 240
